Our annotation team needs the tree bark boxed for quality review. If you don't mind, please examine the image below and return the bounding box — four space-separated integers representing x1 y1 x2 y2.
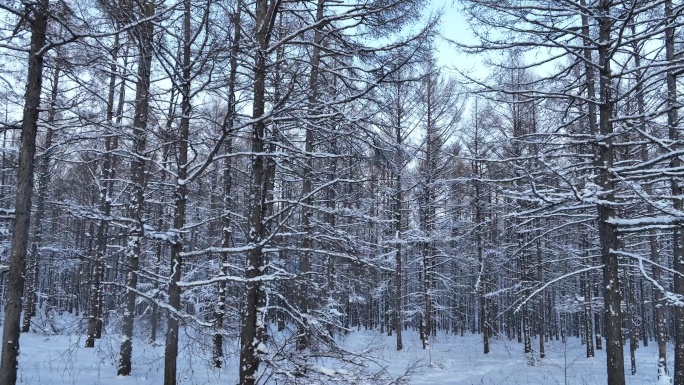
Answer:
584 273 594 358
628 18 667 375
239 0 280 383
472 101 488 354
394 81 404 351
163 0 191 382
0 4 48 384
596 2 624 383
296 0 324 351
21 61 59 333
665 0 684 382
118 0 154 375
537 238 544 359
214 0 241 367
627 270 637 375
86 30 123 348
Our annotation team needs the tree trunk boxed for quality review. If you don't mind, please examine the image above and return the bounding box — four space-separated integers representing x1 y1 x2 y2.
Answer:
297 0 324 351
664 1 684 383
118 0 154 375
627 270 637 375
213 0 241 368
594 286 602 350
0 4 48 384
324 138 338 339
629 19 667 375
239 0 280 383
473 116 488 354
394 81 404 351
522 246 531 355
22 61 59 333
149 219 163 344
86 30 123 348
163 0 191 382
596 2 625 383
421 71 437 349
584 276 594 358
537 238 544 359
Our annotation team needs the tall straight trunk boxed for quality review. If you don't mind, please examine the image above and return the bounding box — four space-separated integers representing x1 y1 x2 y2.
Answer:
0 129 7 203
213 0 241 368
394 81 404 351
583 272 594 358
579 3 605 356
522 248 531 354
118 0 154 375
582 233 594 358
422 72 436 349
422 250 431 349
476 182 488 354
297 0 324 351
551 292 558 341
214 182 232 367
21 61 59 333
86 31 123 348
639 281 648 347
472 101 488 354
654 236 668 376
163 0 191 383
629 20 667 375
666 0 684 382
151 80 177 347
239 0 279 383
149 218 163 344
594 285 602 350
258 16 282 339
324 137 338 338
0 3 48 384
537 238 544 358
596 3 624 383
560 311 566 343
149 100 181 345
100 50 127 338
627 270 637 375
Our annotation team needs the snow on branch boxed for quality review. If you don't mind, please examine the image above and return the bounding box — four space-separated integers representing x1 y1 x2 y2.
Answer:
514 265 604 313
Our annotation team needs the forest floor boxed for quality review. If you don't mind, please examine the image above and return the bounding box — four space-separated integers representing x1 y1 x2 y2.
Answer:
16 322 671 385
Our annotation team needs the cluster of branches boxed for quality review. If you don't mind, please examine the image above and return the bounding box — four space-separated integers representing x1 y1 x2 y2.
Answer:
451 0 684 384
3 0 684 385
0 0 446 384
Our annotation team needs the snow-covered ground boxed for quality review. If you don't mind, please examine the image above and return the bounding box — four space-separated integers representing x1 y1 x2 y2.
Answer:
17 328 671 384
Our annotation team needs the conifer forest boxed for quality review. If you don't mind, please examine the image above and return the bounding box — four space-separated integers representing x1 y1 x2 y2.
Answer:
0 0 683 384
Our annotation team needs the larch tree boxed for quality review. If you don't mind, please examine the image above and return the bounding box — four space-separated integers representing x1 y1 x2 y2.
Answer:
0 1 49 384
416 58 461 349
85 6 127 348
117 0 155 375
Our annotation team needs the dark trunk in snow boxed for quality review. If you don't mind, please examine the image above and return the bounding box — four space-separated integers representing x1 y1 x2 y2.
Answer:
239 0 280 383
0 3 48 384
596 3 625 383
86 30 123 349
163 0 191 382
22 62 59 334
118 0 154 375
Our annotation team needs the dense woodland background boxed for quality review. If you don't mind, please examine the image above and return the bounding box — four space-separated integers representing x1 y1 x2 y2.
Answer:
0 0 683 384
